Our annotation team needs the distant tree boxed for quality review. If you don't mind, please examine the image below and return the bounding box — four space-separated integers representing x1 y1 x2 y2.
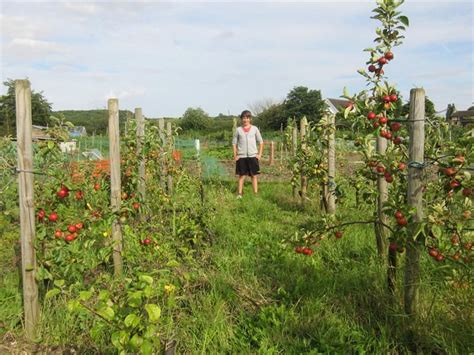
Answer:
254 103 286 130
180 107 211 131
249 98 280 116
401 96 437 119
446 103 456 121
283 86 326 125
0 78 53 136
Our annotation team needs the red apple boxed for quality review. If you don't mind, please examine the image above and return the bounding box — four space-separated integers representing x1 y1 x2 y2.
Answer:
335 231 343 239
57 189 69 199
443 167 456 176
390 122 401 131
389 242 398 252
37 209 46 221
393 136 402 145
384 51 394 60
378 57 388 65
48 212 58 222
67 225 77 233
397 217 407 226
394 210 404 219
428 248 439 258
367 111 376 120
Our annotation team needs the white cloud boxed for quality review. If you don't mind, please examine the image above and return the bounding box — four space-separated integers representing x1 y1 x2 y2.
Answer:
0 1 472 116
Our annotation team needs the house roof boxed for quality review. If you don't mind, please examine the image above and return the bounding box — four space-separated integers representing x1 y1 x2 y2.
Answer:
451 110 474 118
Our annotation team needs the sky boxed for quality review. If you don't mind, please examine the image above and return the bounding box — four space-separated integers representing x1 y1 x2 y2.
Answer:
1 0 473 118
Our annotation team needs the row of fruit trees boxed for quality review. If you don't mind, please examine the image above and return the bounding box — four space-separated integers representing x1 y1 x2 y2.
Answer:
10 84 210 353
284 0 472 322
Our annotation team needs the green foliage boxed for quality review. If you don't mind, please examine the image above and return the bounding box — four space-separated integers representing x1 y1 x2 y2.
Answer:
283 86 326 125
54 109 130 135
255 86 326 130
0 79 53 136
254 103 286 130
179 107 212 131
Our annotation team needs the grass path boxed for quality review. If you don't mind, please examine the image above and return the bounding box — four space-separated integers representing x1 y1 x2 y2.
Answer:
175 180 472 353
175 181 398 353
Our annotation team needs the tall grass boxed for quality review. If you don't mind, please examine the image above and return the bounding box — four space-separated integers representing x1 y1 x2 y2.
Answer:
174 181 473 353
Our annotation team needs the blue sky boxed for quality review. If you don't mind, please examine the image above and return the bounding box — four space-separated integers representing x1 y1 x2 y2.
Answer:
1 0 472 118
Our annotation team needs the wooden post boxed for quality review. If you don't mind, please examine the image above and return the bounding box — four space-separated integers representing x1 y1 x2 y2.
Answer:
15 79 39 340
404 88 425 316
269 141 275 166
326 114 336 214
108 99 123 277
300 117 308 204
376 134 389 257
158 119 166 189
166 121 173 195
292 124 298 198
135 108 145 202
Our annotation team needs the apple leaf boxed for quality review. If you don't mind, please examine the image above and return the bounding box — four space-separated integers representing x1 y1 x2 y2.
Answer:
45 288 61 299
130 334 143 349
111 330 128 349
398 15 409 27
145 304 161 323
343 86 350 98
98 306 115 321
53 279 65 287
139 275 154 285
79 290 93 301
141 340 153 355
124 313 140 328
344 106 352 119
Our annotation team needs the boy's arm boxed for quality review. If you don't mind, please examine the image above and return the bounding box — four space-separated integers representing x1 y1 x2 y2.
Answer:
233 144 239 161
257 142 264 160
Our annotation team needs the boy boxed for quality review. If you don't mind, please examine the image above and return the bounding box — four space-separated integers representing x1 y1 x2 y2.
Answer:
232 110 264 197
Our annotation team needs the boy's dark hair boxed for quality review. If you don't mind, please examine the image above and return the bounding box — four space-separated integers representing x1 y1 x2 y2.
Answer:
240 110 252 119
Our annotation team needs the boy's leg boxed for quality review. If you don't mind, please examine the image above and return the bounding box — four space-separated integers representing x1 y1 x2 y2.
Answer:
251 175 258 194
238 175 245 195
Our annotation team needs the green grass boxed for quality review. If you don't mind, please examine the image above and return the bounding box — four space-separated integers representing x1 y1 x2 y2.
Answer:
0 180 472 353
173 181 473 353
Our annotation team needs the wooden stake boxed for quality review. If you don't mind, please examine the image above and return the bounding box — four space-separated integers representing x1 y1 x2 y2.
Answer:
300 117 308 204
108 99 123 277
376 135 389 257
166 121 173 195
269 141 275 166
404 88 425 316
135 108 145 202
15 79 39 340
292 124 298 198
327 114 336 214
158 118 166 189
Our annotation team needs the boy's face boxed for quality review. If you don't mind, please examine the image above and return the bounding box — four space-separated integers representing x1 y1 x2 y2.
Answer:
241 114 251 125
